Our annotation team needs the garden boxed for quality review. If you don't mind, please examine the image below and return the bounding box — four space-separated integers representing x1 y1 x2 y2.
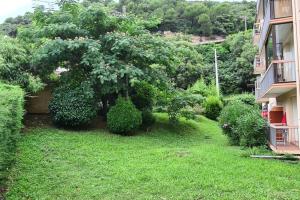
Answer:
0 1 300 199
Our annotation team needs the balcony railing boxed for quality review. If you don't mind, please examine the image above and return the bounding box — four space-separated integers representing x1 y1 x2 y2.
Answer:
269 124 300 152
255 60 296 99
258 2 271 50
255 77 263 100
253 55 265 74
253 23 261 45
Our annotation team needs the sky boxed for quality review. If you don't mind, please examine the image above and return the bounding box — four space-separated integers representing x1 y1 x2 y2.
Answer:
0 0 33 23
0 0 256 23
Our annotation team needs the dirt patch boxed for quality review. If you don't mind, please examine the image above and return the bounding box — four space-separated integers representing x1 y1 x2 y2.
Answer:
24 114 53 128
24 114 107 131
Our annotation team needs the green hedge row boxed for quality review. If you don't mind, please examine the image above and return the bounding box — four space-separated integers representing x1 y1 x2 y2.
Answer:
0 83 24 186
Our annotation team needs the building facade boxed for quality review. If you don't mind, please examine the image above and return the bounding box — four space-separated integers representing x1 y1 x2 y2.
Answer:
254 0 300 154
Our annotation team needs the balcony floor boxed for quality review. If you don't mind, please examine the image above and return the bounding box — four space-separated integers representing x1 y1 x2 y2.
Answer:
270 143 300 155
258 82 296 101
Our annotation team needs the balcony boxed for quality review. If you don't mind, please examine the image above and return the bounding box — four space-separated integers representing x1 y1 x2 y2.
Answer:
255 60 296 101
269 124 300 154
253 55 265 74
253 23 261 45
258 0 293 51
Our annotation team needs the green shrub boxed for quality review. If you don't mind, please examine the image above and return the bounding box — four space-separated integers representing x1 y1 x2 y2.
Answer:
219 101 252 145
236 110 267 147
0 83 24 186
131 81 155 110
49 82 97 127
166 91 203 124
225 93 257 106
107 97 142 134
203 96 223 120
188 78 218 97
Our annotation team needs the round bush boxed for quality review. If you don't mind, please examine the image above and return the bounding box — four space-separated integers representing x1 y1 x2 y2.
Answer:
203 96 223 120
49 82 97 127
107 97 142 134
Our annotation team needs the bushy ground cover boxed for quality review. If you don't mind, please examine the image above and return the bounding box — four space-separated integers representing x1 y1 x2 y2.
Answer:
0 83 24 190
6 114 300 200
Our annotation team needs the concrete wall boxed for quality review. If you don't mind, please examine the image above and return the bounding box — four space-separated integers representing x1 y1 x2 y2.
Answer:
277 89 298 125
292 0 300 127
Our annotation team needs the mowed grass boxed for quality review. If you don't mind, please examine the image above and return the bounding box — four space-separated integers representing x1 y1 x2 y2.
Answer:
6 114 300 200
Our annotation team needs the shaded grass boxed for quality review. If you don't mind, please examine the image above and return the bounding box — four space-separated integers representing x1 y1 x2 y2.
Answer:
6 114 300 200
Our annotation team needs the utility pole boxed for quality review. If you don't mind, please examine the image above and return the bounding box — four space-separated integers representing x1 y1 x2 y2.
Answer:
214 49 220 96
244 16 247 31
122 5 127 15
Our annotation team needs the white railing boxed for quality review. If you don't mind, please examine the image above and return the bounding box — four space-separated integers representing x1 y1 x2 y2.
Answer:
255 60 295 100
269 124 300 149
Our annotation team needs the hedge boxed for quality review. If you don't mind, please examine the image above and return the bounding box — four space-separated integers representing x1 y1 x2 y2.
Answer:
0 83 24 187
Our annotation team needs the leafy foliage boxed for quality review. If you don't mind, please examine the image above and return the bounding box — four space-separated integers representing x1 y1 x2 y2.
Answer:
0 14 31 37
203 96 223 120
225 93 257 107
107 97 142 134
0 35 44 93
219 101 252 145
157 90 203 124
235 110 267 147
197 30 257 94
0 83 24 187
119 0 256 36
131 81 155 110
219 101 266 147
49 82 98 127
188 78 217 98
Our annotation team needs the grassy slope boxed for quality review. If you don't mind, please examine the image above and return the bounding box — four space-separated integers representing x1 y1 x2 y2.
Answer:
6 114 300 200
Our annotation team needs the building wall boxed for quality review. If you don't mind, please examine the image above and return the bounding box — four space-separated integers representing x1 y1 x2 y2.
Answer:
292 0 300 127
277 89 298 125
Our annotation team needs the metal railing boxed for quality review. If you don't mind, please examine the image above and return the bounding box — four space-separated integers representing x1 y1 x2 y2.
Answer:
253 23 261 45
269 124 300 149
255 60 295 99
253 55 265 74
255 76 262 100
258 1 271 50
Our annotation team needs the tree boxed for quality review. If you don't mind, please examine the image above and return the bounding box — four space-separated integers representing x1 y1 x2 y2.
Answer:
0 13 32 37
0 35 43 93
197 14 212 36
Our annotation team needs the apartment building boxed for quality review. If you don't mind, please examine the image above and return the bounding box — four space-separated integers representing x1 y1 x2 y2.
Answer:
254 0 300 154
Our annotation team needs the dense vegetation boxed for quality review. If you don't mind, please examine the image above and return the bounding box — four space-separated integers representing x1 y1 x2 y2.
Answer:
0 83 24 188
0 0 257 96
1 0 256 37
219 95 267 147
196 30 257 94
0 0 258 129
118 0 256 36
0 1 289 199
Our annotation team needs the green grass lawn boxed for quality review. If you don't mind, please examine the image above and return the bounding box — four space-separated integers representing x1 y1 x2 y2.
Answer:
6 114 300 200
